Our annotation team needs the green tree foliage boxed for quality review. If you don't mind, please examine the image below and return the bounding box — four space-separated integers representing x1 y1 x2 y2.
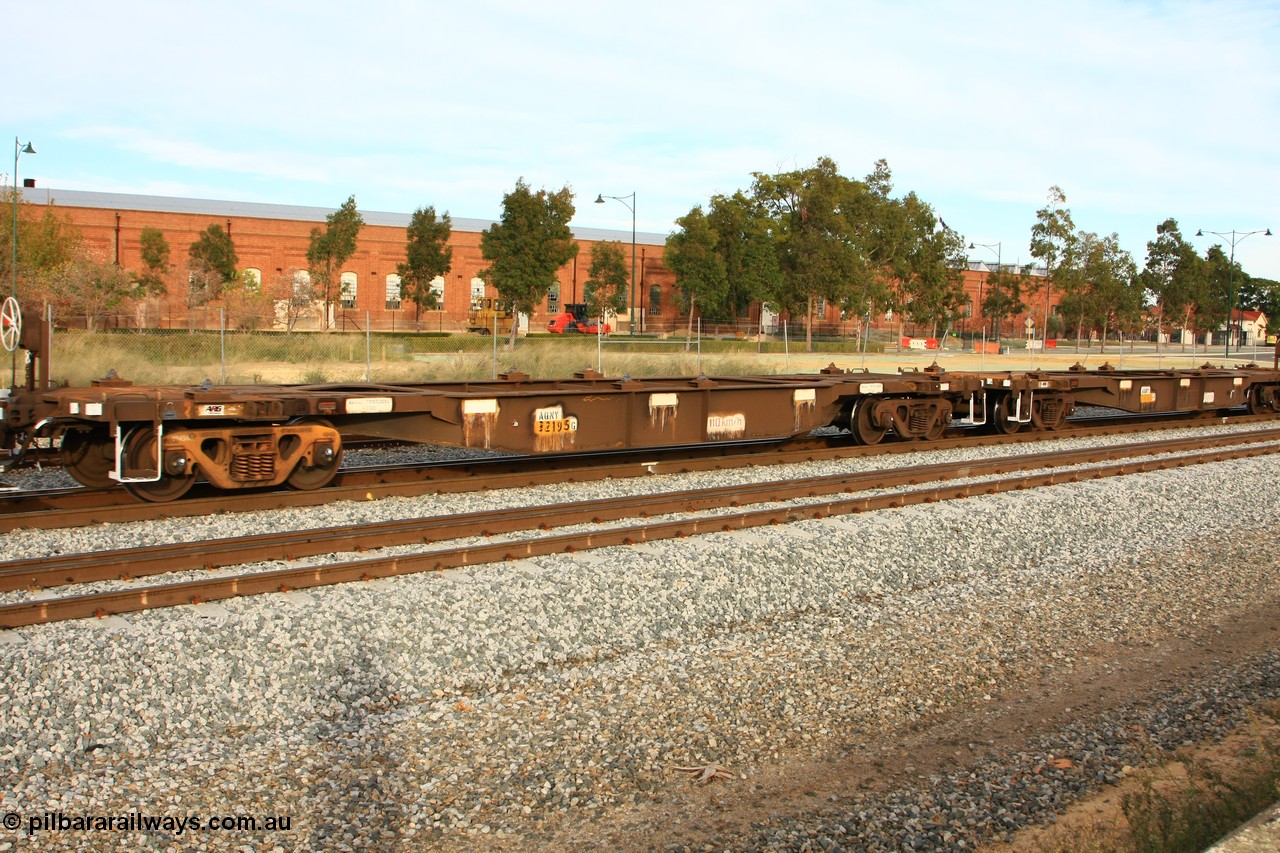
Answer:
46 249 134 331
1236 276 1279 321
135 227 172 297
1199 244 1237 343
751 157 868 350
480 179 578 347
583 241 629 320
704 192 781 323
1061 231 1139 351
1029 186 1077 339
306 195 364 329
664 206 727 342
0 188 81 303
188 224 238 283
397 206 452 317
1140 218 1203 351
887 191 967 339
979 264 1029 342
187 224 238 313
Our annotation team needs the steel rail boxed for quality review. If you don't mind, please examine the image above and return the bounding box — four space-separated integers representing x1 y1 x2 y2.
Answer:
2 412 1274 533
2 434 1277 628
8 427 1277 594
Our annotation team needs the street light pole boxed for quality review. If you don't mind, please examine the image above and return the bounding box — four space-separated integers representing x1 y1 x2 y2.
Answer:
595 192 636 336
1195 228 1272 359
969 241 1002 347
11 137 36 297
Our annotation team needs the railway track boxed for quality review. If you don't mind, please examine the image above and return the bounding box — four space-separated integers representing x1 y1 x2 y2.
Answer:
4 426 1278 629
2 410 1273 533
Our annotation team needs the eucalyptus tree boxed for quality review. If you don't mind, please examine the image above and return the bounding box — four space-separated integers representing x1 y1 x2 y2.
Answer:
1072 231 1140 352
1199 244 1237 347
306 195 364 329
750 157 866 350
479 179 578 347
187 224 238 321
1029 186 1077 341
888 192 967 341
979 263 1029 341
583 241 629 321
705 191 781 325
398 206 453 319
1140 218 1201 351
664 205 727 342
135 228 173 297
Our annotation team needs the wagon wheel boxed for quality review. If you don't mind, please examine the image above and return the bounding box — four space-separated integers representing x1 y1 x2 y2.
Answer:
0 297 20 352
851 398 888 446
286 419 343 491
61 428 117 489
990 394 1024 435
1248 385 1280 414
924 408 949 441
1032 395 1069 431
121 426 196 502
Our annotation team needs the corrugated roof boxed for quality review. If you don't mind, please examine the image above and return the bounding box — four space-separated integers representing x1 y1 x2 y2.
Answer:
17 187 668 246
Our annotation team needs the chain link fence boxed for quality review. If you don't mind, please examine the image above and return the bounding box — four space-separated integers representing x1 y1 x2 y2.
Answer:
32 311 885 387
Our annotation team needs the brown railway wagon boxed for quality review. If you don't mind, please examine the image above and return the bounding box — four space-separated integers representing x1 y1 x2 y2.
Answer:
0 364 1277 503
2 303 1279 502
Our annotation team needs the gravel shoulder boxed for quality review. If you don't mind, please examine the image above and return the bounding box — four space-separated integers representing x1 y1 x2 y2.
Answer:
0 433 1277 852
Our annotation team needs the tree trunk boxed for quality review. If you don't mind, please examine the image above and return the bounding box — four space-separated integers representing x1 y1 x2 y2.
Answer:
685 296 696 352
805 294 813 354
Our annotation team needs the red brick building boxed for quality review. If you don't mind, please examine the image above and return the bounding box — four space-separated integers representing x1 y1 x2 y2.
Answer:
19 187 676 333
17 187 1054 340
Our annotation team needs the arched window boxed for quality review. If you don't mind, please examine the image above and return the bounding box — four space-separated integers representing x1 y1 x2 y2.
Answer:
548 283 560 313
385 274 402 309
649 285 661 315
242 268 262 291
340 272 358 309
430 275 445 307
293 269 311 298
470 277 485 301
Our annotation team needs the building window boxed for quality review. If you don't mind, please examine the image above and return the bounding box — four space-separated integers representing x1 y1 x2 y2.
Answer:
548 283 560 313
649 285 661 315
340 272 357 309
430 275 445 308
470 277 486 301
293 269 311 298
242 268 262 291
385 274 402 310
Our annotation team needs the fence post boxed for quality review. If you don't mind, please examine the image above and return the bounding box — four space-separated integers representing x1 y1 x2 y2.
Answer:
365 311 372 381
492 306 498 379
784 320 789 372
220 308 227 384
697 318 702 374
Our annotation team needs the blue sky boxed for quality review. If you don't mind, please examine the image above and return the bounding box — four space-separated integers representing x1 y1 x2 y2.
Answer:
6 0 1279 279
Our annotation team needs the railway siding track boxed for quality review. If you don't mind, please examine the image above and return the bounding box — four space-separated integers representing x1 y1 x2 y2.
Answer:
2 411 1275 533
3 428 1277 629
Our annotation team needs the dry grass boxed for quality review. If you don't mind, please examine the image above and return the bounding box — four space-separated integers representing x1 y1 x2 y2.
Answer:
48 331 797 386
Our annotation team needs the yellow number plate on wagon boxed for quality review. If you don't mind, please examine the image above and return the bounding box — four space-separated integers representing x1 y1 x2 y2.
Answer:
534 405 578 435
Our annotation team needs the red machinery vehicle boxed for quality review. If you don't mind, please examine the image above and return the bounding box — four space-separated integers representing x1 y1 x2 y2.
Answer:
547 303 610 335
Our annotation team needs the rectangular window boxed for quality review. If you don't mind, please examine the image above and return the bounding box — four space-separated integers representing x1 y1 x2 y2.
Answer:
340 273 358 309
385 275 401 310
649 285 661 314
548 283 560 313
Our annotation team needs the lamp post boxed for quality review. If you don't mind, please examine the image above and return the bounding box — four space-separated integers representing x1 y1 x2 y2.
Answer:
969 241 1002 346
594 192 636 336
1194 228 1272 359
11 138 35 297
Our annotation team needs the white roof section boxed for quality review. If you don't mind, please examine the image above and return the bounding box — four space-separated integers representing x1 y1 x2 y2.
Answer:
18 187 669 247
